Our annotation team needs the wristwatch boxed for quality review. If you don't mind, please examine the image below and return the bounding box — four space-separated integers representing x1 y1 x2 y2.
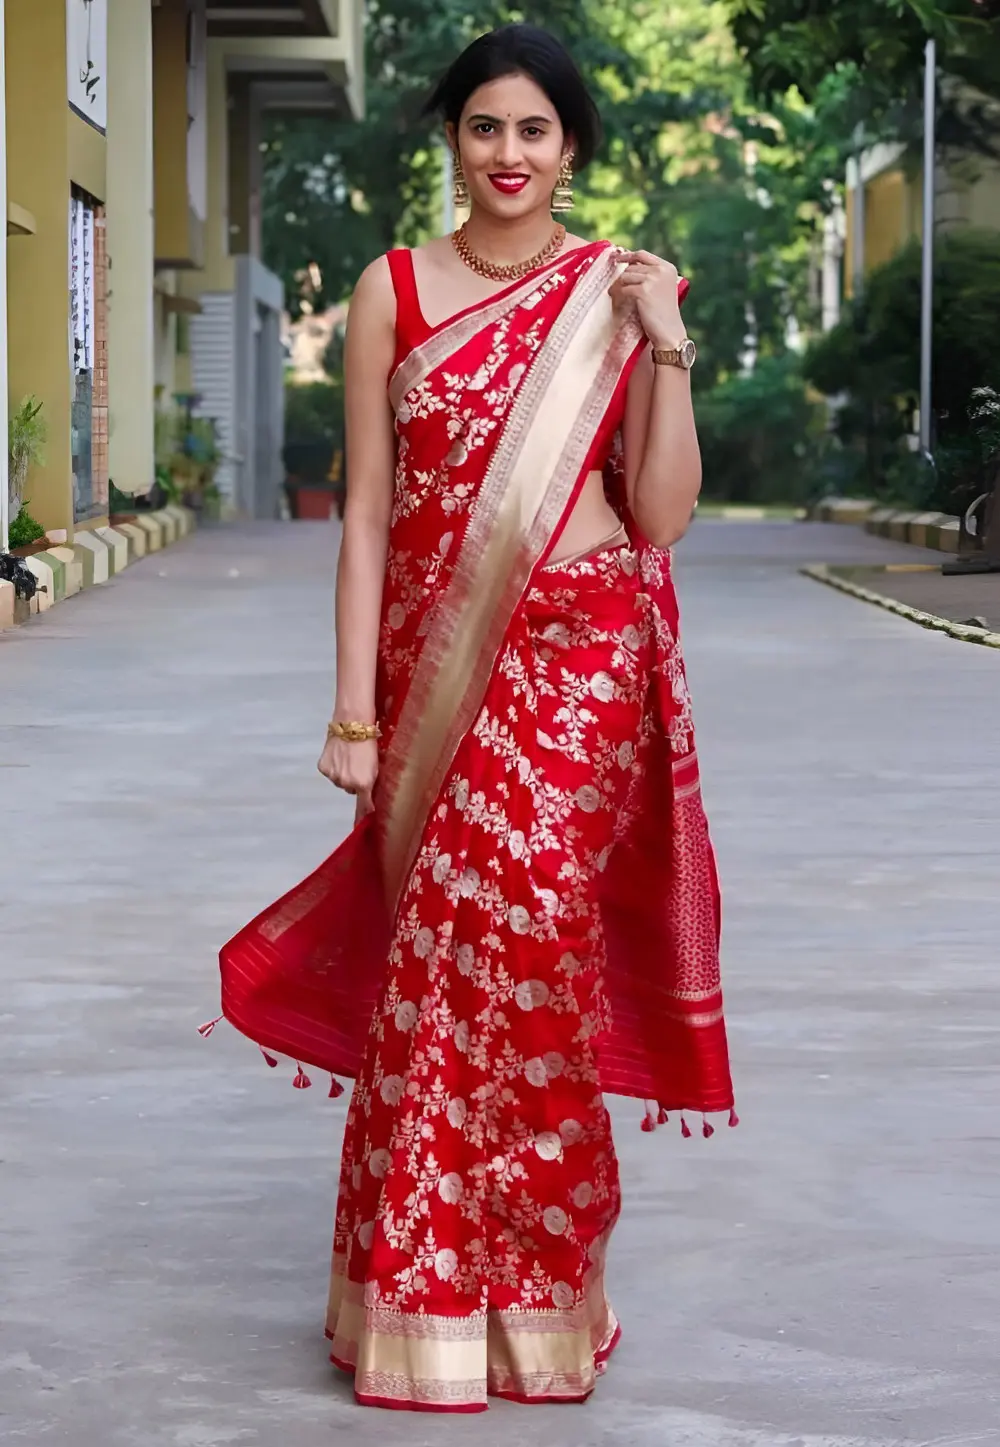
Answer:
652 338 697 370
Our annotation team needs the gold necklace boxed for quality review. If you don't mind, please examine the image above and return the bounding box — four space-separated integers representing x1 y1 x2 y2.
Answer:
452 222 567 282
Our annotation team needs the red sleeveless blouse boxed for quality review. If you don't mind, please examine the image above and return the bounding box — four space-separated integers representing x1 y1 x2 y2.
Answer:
386 249 430 374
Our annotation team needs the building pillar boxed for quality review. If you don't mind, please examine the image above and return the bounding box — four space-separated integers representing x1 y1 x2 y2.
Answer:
0 0 9 551
106 0 155 498
821 202 845 333
180 40 234 299
5 0 72 533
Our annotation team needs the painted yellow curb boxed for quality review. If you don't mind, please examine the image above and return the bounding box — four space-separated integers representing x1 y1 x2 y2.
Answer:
802 564 1000 649
2 507 196 633
115 521 148 558
0 578 14 630
23 555 56 611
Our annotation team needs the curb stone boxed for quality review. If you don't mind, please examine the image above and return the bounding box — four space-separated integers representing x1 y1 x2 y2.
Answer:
73 530 110 587
779 496 966 555
801 563 1000 648
134 515 164 551
115 522 147 559
151 508 177 546
1 506 196 632
44 547 81 597
810 497 875 524
23 554 58 611
95 526 130 575
857 506 962 552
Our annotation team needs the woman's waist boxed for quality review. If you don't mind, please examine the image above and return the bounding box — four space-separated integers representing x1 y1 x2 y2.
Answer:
545 471 621 564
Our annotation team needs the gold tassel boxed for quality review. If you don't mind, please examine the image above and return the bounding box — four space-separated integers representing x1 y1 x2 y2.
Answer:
452 155 469 211
551 153 575 213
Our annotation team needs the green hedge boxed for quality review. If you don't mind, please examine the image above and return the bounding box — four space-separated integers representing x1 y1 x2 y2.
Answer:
804 229 1000 511
695 355 826 505
285 380 344 448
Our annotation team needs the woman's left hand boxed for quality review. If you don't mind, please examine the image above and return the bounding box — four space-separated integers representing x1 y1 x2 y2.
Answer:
609 250 685 349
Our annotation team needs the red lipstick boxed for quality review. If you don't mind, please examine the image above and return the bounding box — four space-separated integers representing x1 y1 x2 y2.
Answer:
489 173 530 195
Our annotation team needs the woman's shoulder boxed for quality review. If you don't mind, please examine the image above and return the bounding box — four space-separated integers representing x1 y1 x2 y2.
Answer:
349 255 397 335
407 236 455 274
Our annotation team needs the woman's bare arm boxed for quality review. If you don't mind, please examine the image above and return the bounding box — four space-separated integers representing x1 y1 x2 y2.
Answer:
317 255 396 807
614 251 702 548
621 349 701 548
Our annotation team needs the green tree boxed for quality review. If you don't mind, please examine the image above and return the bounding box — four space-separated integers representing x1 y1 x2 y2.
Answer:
264 0 855 501
804 229 1000 508
728 0 1000 155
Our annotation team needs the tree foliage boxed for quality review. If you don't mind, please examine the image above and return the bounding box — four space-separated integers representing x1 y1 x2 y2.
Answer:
728 0 1000 156
264 0 1000 506
697 354 826 503
804 229 1000 507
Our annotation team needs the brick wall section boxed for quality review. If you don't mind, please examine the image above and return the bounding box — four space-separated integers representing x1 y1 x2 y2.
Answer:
91 206 109 514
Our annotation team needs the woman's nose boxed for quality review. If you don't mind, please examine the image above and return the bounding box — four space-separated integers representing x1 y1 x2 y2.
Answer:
493 128 523 169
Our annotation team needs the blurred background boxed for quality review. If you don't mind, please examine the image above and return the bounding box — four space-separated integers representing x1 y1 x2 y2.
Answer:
273 0 1000 525
1 0 998 550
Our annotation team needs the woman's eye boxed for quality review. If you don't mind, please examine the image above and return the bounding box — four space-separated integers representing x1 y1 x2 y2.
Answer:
523 127 542 138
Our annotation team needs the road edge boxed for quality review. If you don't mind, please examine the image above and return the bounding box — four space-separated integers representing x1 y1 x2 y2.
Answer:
801 563 1000 649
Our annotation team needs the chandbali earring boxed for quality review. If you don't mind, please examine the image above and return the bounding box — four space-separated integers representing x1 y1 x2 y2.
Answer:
452 153 469 210
551 152 575 213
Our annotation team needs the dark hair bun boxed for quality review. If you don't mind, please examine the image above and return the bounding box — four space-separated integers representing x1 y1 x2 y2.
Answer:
424 24 602 171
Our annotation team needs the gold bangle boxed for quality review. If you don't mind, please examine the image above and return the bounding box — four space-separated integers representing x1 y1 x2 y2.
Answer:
327 720 380 743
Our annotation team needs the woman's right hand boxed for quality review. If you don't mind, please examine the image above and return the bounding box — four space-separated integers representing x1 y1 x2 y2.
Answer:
317 735 379 818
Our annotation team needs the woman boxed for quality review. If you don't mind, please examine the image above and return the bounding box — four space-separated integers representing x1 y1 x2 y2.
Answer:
218 23 734 1414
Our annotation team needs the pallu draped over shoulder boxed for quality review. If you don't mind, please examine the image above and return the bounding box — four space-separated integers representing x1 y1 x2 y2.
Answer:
217 239 735 1412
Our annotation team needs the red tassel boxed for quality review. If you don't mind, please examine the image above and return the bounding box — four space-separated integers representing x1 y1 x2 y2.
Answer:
680 1116 692 1139
197 1014 223 1039
293 1063 312 1090
328 1075 344 1098
702 1119 715 1139
729 1108 740 1128
258 1046 279 1068
640 1111 656 1132
657 1107 669 1125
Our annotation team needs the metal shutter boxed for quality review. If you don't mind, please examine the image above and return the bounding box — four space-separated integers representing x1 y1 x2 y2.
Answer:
189 290 238 506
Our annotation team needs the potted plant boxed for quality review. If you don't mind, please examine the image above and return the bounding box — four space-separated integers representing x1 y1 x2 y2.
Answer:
8 504 47 555
5 396 50 564
182 415 222 519
9 394 46 518
283 378 344 520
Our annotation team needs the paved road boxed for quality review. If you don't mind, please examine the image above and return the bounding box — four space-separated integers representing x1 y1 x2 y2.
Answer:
2 520 998 1447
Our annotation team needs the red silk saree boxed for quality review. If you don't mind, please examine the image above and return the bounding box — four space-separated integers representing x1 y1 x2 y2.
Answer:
218 240 734 1410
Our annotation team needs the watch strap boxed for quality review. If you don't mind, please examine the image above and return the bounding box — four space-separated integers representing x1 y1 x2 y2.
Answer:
652 340 695 368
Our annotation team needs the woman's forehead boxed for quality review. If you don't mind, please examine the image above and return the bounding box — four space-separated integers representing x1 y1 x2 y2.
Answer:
462 72 558 122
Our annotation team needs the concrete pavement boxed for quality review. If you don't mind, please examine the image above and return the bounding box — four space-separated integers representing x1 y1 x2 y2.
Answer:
2 519 998 1446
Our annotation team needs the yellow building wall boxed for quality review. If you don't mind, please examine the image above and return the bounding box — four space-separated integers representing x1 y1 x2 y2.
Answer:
6 0 73 533
68 112 107 202
864 169 919 271
845 168 923 298
964 160 1000 230
5 0 109 534
153 0 204 269
179 40 234 300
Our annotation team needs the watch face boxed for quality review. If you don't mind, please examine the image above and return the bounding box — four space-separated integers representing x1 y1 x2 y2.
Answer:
679 338 697 369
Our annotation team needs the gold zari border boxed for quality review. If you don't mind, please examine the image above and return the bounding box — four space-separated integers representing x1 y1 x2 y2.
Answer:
327 1262 618 1407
